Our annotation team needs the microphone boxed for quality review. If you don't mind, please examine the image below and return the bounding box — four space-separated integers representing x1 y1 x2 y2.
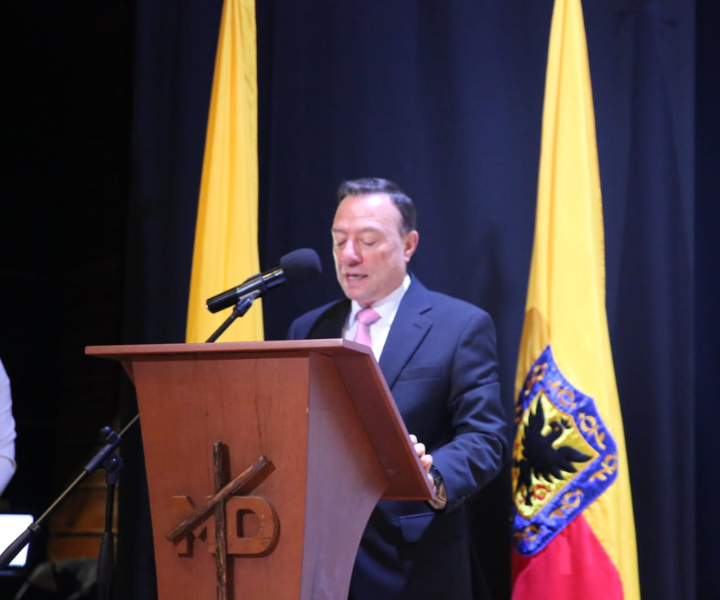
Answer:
206 248 322 313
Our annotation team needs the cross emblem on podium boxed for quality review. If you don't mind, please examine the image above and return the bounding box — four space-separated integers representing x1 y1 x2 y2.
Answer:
166 444 278 599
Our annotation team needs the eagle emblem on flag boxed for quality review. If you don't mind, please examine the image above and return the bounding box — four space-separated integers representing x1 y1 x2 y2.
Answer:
512 345 618 555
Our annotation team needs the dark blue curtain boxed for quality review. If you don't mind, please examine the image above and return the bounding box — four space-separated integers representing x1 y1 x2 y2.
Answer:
695 2 719 600
117 1 710 599
612 6 695 599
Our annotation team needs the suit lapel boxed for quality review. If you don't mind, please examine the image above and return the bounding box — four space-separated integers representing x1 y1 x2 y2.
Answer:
379 277 433 389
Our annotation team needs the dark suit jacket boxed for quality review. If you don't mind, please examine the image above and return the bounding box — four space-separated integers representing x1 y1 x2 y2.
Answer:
288 277 507 600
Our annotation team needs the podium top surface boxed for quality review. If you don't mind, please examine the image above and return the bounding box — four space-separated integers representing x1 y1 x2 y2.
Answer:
86 339 371 360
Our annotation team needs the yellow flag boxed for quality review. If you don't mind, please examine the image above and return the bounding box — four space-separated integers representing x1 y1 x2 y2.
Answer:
186 0 263 343
511 1 640 598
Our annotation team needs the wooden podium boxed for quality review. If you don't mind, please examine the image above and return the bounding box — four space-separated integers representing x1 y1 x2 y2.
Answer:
86 339 433 600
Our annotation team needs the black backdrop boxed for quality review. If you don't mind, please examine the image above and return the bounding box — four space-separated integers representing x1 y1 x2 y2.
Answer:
2 1 718 600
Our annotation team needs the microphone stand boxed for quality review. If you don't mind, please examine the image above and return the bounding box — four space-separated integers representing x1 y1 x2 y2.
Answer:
1 294 257 595
0 415 139 600
205 291 260 343
96 435 123 600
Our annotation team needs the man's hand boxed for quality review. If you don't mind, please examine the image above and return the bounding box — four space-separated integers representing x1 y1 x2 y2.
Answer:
410 434 435 490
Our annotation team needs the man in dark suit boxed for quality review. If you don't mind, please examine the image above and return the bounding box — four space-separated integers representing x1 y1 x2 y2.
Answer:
288 178 507 600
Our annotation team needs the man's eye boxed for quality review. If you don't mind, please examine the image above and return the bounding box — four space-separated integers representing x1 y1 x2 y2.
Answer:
361 239 378 246
334 240 347 247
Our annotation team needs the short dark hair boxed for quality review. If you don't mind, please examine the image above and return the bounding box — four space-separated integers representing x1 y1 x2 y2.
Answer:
337 178 417 233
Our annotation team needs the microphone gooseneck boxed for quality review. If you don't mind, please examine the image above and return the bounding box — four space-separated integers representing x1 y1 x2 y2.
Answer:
205 248 322 313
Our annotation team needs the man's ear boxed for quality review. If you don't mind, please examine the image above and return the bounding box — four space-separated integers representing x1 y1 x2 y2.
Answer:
403 230 419 262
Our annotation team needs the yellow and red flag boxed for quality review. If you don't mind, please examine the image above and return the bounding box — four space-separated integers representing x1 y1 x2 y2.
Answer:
511 1 641 598
186 0 264 343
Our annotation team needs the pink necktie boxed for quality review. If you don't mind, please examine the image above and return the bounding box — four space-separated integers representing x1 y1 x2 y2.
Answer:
353 307 380 347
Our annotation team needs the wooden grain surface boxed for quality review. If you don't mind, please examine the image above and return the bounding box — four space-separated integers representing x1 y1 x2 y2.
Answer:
86 341 433 599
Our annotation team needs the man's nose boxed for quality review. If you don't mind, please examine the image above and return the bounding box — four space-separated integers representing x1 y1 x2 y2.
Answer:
342 241 361 263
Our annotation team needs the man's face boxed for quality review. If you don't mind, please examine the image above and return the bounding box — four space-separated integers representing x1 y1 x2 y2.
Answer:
332 193 419 306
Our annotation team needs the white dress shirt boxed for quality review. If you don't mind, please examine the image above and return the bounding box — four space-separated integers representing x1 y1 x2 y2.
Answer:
342 275 411 360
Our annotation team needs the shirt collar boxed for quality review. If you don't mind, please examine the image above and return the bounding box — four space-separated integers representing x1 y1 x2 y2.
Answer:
348 274 411 326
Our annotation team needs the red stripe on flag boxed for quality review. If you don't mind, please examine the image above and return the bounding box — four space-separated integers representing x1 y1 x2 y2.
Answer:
512 514 623 600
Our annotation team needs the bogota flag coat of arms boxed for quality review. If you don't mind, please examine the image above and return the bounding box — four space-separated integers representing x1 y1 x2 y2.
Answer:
511 1 641 599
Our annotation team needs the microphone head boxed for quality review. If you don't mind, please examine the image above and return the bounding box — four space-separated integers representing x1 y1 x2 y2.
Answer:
279 248 322 285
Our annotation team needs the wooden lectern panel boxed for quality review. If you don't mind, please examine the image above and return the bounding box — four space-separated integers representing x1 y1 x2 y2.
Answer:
132 353 310 599
87 340 432 600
